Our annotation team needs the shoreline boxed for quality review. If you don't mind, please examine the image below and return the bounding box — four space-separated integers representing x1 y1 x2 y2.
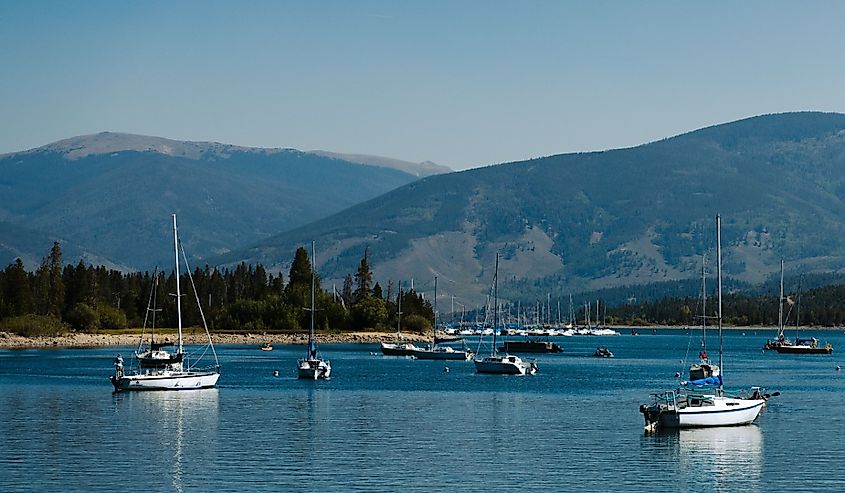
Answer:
1 325 842 349
0 330 431 349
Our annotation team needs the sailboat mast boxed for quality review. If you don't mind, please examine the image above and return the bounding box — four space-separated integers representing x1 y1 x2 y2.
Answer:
702 255 707 354
173 214 183 354
492 253 499 357
397 280 402 341
796 278 801 338
778 258 784 338
716 214 723 388
433 276 438 345
310 241 316 356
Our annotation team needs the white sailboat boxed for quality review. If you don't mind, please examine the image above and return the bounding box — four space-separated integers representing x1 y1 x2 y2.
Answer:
769 262 834 354
297 241 332 380
380 280 422 356
411 276 473 360
689 255 720 381
640 215 765 430
763 259 792 351
111 214 220 392
474 253 538 375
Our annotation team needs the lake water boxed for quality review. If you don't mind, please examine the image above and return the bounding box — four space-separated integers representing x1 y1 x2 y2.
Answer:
1 329 843 492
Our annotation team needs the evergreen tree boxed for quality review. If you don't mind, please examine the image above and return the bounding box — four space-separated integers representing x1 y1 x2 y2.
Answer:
1 258 32 317
47 242 65 318
342 274 354 306
288 247 312 289
353 247 373 302
285 246 316 327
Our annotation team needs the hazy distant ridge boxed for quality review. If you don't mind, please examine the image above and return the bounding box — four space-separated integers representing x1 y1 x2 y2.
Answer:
0 132 426 269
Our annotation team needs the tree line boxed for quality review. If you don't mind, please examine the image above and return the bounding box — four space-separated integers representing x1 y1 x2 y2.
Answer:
605 285 845 327
0 242 433 336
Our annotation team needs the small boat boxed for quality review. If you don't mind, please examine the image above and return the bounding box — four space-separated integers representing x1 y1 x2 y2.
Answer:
380 341 422 356
474 253 538 376
594 347 614 358
412 344 474 360
111 214 220 392
689 255 720 381
260 343 273 351
774 337 833 355
380 280 422 356
640 215 767 431
410 276 474 361
763 259 793 350
769 271 833 355
499 339 563 353
475 354 537 375
297 241 331 380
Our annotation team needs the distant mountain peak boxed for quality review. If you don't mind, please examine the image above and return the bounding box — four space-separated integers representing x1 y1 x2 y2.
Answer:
23 132 289 161
9 132 451 177
308 150 451 177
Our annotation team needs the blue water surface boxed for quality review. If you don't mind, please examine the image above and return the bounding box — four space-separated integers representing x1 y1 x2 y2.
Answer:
1 329 843 492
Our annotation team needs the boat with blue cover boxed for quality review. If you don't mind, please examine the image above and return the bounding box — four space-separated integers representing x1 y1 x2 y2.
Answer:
640 215 768 430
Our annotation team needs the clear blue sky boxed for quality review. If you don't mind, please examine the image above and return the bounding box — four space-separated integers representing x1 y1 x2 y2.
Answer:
2 1 844 170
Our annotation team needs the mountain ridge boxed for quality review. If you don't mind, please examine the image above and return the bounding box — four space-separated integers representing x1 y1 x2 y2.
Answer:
3 131 448 177
0 134 428 270
215 112 845 303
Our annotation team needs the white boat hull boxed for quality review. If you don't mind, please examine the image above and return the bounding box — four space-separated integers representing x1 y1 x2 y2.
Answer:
297 359 331 380
644 395 764 429
380 342 421 356
411 347 472 360
113 370 220 391
474 355 537 375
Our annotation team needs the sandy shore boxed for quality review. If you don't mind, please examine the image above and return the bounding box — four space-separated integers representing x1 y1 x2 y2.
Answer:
0 330 431 349
3 325 841 349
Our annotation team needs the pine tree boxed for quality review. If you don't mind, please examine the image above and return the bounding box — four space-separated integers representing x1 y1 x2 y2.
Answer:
47 241 65 318
353 247 373 302
342 274 354 306
288 247 312 289
1 258 32 317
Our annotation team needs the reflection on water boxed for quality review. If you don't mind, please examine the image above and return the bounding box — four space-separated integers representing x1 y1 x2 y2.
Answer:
112 390 219 493
679 426 763 491
642 425 763 492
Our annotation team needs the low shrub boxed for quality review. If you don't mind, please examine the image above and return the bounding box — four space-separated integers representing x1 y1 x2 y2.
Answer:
0 314 69 337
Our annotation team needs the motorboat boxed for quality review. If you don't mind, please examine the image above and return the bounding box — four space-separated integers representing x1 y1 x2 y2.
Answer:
594 347 614 358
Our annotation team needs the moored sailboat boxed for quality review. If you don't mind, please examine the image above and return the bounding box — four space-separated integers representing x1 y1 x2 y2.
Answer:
380 280 422 356
111 214 220 392
474 253 537 375
689 255 720 381
297 241 332 380
763 259 792 351
771 271 833 355
640 215 765 430
411 276 473 360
